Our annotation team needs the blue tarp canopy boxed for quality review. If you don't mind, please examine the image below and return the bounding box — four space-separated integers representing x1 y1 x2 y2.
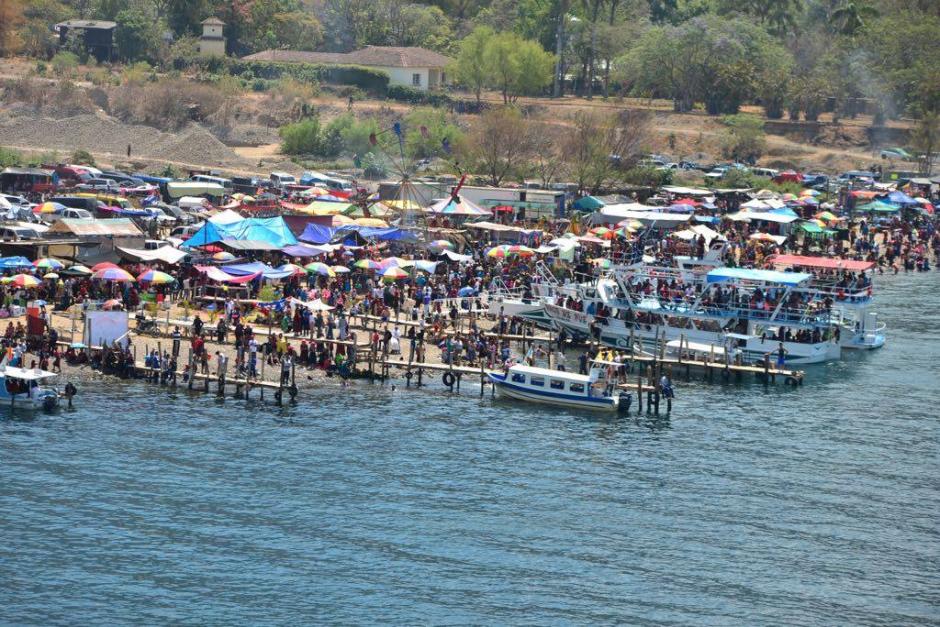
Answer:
222 262 295 280
299 224 412 244
183 217 297 248
0 256 33 269
706 267 812 286
572 196 605 211
282 244 329 257
887 191 918 206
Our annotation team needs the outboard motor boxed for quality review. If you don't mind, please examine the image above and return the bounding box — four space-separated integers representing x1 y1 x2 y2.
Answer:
617 392 632 414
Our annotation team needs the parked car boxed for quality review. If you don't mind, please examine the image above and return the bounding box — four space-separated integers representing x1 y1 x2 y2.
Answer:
880 147 913 161
1 194 31 209
76 178 122 192
1 225 43 241
773 171 804 184
50 196 105 213
60 207 94 220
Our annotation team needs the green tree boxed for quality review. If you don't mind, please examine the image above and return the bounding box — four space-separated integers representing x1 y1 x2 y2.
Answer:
464 106 535 186
449 25 493 103
280 117 323 155
484 31 555 103
910 112 939 175
115 7 160 62
720 114 766 163
830 1 879 35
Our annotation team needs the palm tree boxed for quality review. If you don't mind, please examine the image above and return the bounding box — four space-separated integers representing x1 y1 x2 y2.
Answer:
830 1 879 36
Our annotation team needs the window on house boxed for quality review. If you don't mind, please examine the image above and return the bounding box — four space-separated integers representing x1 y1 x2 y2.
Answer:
412 73 421 86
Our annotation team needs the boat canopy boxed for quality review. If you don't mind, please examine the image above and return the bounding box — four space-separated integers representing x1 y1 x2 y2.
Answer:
768 254 874 272
706 267 812 285
1 366 58 381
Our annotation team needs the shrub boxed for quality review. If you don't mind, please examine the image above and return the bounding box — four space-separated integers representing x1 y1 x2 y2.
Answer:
0 147 22 168
362 152 387 179
51 51 79 77
280 117 323 155
387 85 451 106
622 166 673 188
70 149 96 166
35 61 47 76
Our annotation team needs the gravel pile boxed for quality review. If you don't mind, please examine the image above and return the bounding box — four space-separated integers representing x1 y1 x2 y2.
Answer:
0 112 241 167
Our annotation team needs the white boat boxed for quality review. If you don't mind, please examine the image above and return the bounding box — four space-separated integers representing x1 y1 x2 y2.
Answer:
0 365 60 410
488 364 629 412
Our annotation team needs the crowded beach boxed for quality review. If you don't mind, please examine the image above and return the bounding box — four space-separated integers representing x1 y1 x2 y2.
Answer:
0 161 938 411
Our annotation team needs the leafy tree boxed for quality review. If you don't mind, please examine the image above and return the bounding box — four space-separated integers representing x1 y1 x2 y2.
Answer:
248 0 322 53
910 112 939 176
403 107 463 160
17 0 73 58
830 1 879 35
484 31 554 103
720 114 766 163
70 148 96 165
115 7 161 62
449 25 493 103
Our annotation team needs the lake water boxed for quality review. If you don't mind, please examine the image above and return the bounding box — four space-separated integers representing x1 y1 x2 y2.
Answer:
1 272 938 625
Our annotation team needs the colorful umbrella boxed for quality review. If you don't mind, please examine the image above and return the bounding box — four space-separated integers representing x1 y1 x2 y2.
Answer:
11 273 41 288
486 245 510 258
305 262 335 277
66 264 93 275
212 251 237 262
377 256 405 269
331 265 351 273
590 226 616 240
32 201 65 214
102 299 123 310
92 262 121 272
279 263 307 276
43 272 59 280
137 269 176 284
427 239 455 252
506 245 535 257
0 277 11 284
353 259 381 270
382 266 409 281
93 267 135 282
815 211 839 222
33 258 65 270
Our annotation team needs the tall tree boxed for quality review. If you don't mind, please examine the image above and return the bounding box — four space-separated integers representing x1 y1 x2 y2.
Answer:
450 25 493 103
830 1 879 35
562 109 650 193
465 106 536 185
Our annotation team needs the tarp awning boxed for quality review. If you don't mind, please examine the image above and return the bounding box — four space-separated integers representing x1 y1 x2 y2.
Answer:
768 254 874 272
706 267 811 285
117 246 188 265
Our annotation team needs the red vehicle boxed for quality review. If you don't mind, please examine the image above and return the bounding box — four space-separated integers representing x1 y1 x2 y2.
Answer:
773 170 804 184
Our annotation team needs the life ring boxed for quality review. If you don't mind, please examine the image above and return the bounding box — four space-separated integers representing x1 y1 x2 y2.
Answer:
404 371 413 380
442 372 456 387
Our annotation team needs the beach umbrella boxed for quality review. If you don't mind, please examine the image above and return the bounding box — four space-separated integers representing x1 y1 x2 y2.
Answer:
815 211 839 222
92 262 121 272
278 263 307 276
65 264 93 275
212 251 237 262
11 273 41 288
331 265 351 273
43 272 59 280
93 267 135 282
486 245 510 258
102 299 123 310
32 201 65 214
0 277 11 284
353 259 380 270
137 269 176 284
749 232 779 242
614 226 635 238
305 262 335 277
506 245 535 257
427 239 455 253
590 226 615 240
382 266 409 281
33 258 65 270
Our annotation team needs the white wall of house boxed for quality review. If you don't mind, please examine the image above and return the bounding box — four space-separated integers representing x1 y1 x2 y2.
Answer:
379 66 446 91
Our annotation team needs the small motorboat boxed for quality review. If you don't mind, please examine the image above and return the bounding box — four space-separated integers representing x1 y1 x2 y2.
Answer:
0 365 60 410
488 363 630 412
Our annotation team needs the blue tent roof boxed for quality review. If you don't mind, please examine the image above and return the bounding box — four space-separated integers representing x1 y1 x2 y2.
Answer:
0 256 33 269
222 261 295 280
299 223 336 244
887 191 918 206
706 267 812 286
299 224 412 244
183 217 297 248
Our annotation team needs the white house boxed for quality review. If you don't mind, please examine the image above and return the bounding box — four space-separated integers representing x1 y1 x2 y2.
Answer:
241 46 451 91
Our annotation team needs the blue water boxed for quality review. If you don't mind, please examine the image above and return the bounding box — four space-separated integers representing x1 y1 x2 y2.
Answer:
1 272 938 625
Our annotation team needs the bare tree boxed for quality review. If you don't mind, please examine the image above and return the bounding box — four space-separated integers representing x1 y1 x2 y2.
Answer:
562 109 651 193
466 106 536 186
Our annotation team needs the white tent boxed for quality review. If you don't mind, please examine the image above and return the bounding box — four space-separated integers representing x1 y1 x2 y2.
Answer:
209 209 246 225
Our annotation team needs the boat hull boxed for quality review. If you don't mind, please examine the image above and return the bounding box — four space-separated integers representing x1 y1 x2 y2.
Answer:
488 374 619 412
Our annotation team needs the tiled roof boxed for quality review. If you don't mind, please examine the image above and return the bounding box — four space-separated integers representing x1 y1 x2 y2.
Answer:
242 46 451 68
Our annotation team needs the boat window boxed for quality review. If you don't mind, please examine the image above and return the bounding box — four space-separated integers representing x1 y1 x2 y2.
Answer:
511 373 526 383
569 382 585 393
530 376 545 387
550 379 565 390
